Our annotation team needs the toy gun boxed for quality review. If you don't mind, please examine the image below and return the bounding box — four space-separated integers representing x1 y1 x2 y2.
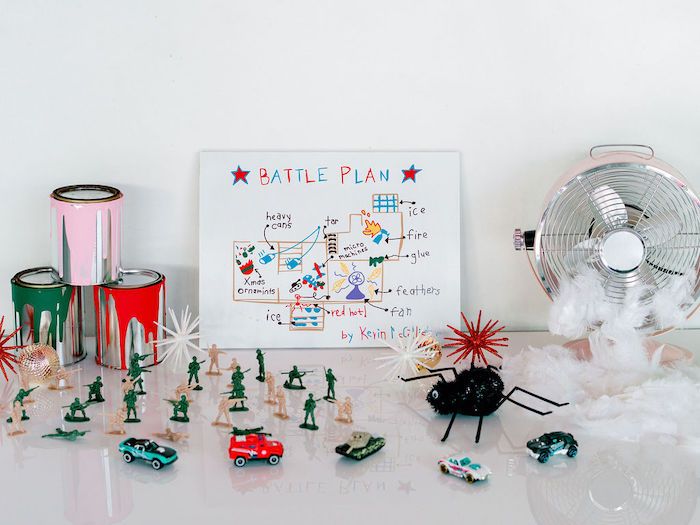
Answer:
220 389 247 398
22 386 39 395
62 401 90 410
231 426 270 436
281 369 314 375
17 386 39 400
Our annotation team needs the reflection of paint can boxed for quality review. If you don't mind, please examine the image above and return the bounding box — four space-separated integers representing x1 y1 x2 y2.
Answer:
50 184 123 285
94 269 166 370
11 267 86 366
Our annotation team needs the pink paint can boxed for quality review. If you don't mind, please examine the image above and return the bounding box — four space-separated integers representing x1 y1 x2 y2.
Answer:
50 185 123 285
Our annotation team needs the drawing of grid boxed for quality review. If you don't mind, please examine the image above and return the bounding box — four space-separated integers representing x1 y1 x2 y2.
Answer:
372 193 398 213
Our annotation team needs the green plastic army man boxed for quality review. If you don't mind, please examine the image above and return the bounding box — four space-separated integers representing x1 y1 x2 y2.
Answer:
42 428 90 441
230 366 249 397
255 349 266 382
299 393 321 431
6 386 38 422
124 388 140 423
128 352 151 395
187 356 206 390
64 397 90 422
324 368 337 401
85 376 105 403
168 395 190 422
283 365 308 390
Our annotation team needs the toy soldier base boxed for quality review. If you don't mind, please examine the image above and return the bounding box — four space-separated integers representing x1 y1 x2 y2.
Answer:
64 413 89 423
229 398 248 412
283 380 305 390
170 414 189 423
299 421 318 431
8 429 26 437
273 411 289 420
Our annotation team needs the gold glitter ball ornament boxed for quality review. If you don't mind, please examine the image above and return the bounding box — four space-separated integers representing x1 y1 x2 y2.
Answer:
416 336 442 372
17 344 60 385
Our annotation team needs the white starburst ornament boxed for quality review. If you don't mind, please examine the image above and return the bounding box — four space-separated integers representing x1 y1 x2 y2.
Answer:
375 332 441 381
154 306 205 372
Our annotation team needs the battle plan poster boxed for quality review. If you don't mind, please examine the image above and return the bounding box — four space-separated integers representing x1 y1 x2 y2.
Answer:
199 152 460 348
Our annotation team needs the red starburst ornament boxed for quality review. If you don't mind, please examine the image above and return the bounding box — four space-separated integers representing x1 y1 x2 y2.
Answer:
0 316 23 382
444 311 509 367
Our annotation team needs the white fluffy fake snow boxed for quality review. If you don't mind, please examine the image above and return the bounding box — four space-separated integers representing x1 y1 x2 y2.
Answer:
503 269 700 448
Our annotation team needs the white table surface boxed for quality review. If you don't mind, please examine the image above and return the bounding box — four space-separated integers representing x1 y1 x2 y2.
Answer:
2 331 700 525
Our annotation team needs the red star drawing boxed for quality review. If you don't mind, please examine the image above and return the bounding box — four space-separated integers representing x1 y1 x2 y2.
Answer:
231 165 250 186
402 164 421 183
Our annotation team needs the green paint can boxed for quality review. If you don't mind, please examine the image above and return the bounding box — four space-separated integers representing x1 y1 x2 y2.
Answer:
11 267 86 365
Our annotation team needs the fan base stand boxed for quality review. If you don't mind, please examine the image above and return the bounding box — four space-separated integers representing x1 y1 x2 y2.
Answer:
564 338 693 365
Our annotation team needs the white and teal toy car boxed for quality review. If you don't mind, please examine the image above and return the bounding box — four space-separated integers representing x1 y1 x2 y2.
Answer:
438 453 491 483
119 438 178 470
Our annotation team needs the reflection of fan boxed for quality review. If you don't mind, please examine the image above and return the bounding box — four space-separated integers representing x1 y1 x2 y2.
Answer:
526 444 697 525
514 146 700 357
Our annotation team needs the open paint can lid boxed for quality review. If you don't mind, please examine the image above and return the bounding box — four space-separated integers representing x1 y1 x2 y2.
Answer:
12 267 65 289
51 184 123 203
102 269 164 289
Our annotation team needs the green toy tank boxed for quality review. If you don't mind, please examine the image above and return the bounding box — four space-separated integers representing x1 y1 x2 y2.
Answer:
335 431 386 460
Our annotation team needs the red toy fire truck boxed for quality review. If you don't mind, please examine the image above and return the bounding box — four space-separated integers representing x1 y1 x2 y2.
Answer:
228 427 284 467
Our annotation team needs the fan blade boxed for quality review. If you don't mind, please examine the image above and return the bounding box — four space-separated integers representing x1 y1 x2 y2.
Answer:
590 185 628 228
635 211 682 247
564 238 601 267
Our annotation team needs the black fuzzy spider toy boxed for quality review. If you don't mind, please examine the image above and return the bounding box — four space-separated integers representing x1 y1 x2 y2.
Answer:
401 365 568 443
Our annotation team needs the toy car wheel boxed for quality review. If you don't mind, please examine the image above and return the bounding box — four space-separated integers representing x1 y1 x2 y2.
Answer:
567 446 578 458
234 456 247 467
465 474 475 484
151 459 162 470
538 452 550 464
268 455 280 465
122 452 133 463
439 464 449 474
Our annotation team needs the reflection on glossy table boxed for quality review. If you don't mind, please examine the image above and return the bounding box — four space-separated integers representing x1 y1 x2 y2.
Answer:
2 332 699 525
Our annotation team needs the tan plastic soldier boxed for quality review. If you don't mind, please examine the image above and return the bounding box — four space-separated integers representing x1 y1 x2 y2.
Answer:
206 344 226 376
48 366 80 391
273 386 289 419
8 401 27 436
153 427 189 442
121 376 135 396
174 381 197 403
106 406 128 435
264 371 276 404
335 396 353 424
212 397 238 427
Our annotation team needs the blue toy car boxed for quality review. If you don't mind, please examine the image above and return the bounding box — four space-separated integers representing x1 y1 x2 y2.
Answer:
119 438 178 470
527 431 578 463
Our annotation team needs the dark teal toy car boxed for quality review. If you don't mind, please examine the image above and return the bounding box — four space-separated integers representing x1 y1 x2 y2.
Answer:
527 431 578 463
119 438 178 470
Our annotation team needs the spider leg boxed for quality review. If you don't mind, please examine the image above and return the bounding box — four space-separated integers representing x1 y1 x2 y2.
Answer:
440 412 458 442
417 366 460 379
475 415 484 443
400 372 447 383
498 386 569 415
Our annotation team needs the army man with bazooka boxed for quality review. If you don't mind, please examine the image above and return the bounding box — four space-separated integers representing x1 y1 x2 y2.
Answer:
283 365 311 390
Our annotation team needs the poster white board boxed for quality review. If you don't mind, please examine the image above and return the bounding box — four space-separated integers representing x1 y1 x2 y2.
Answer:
199 152 460 348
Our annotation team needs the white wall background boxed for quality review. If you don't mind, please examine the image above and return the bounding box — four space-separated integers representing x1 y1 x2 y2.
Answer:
2 0 700 332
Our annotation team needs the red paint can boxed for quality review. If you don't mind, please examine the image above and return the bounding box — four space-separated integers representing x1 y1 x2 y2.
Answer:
94 269 166 369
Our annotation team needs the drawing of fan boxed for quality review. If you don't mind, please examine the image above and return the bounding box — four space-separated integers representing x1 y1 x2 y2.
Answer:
332 262 382 301
513 145 700 361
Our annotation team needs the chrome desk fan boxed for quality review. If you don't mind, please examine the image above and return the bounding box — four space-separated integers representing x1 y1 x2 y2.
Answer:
514 145 700 361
